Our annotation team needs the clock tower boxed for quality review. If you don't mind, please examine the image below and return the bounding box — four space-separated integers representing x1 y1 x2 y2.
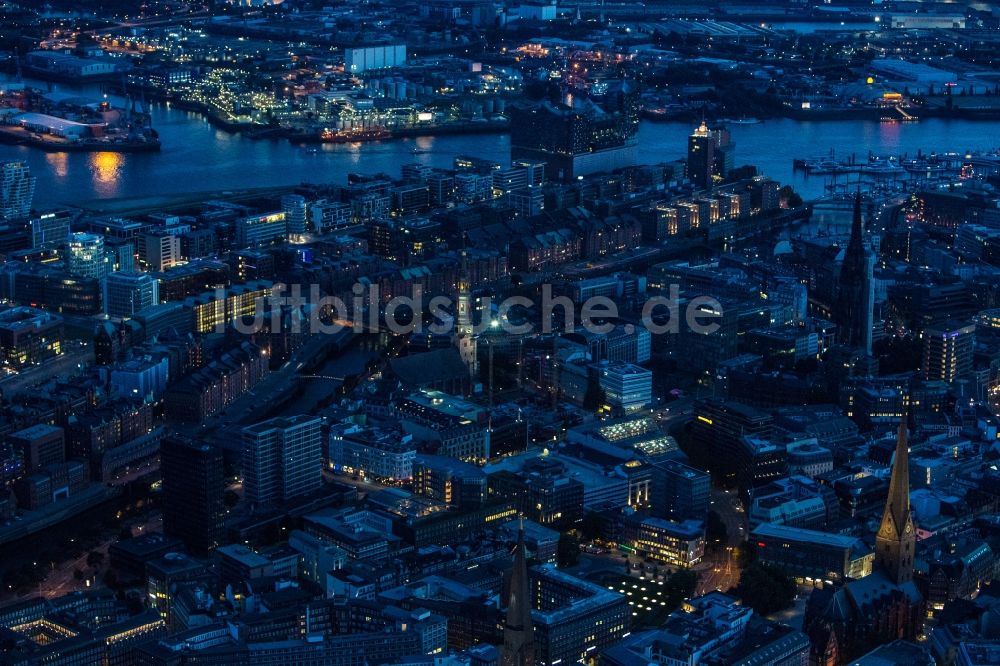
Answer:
875 418 915 585
454 250 478 377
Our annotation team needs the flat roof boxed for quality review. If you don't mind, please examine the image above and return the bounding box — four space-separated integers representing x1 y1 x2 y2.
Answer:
0 307 61 330
752 522 860 550
14 112 98 132
9 423 63 440
242 414 320 436
530 564 627 625
403 389 482 418
216 544 270 568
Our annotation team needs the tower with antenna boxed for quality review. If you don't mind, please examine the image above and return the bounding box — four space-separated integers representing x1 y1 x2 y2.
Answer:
453 249 478 379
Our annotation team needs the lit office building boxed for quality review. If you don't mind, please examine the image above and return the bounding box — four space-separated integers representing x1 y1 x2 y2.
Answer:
605 593 809 666
237 211 288 246
328 423 416 482
140 232 182 271
624 515 706 568
753 522 873 584
922 320 975 382
309 201 353 234
281 194 308 239
30 211 70 249
183 281 273 334
689 400 773 486
66 232 110 280
529 565 630 666
686 121 715 189
595 361 653 415
243 415 324 508
103 271 160 319
0 161 35 220
396 389 491 463
411 454 486 507
0 306 63 369
649 459 711 522
160 436 225 556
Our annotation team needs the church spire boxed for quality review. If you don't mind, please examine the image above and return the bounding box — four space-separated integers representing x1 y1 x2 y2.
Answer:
885 418 911 537
834 191 873 352
454 249 478 378
456 249 472 334
848 189 864 255
501 520 534 666
875 417 916 585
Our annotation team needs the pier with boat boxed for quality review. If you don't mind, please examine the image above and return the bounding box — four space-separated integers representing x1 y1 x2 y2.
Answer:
321 127 392 144
791 148 1000 229
793 149 996 181
0 83 159 152
286 118 509 144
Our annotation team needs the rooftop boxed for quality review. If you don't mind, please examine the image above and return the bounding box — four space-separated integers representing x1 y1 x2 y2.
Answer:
958 641 1000 666
0 306 62 330
216 544 271 569
752 523 861 550
401 389 483 420
12 112 98 133
9 423 63 440
242 414 321 436
529 564 627 625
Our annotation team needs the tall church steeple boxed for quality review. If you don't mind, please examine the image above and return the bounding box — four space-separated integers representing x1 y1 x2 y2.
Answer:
834 192 873 353
875 418 916 585
456 250 472 337
454 250 478 377
501 519 534 666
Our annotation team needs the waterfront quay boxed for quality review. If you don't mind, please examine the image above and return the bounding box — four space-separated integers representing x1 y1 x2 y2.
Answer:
0 3 999 666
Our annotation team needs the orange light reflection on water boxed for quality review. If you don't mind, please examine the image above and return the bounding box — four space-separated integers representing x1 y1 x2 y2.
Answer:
90 152 123 196
45 153 68 179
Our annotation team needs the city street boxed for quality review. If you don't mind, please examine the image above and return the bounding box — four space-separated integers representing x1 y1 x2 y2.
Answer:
711 488 748 547
0 341 91 394
321 468 387 499
695 489 748 595
0 1 992 662
653 398 697 431
695 546 740 595
3 514 162 603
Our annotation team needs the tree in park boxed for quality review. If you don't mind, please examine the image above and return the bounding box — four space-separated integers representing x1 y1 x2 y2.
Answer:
734 563 797 616
557 532 580 567
706 510 728 547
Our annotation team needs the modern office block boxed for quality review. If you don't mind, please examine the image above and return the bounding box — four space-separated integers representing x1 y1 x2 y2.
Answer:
243 415 323 508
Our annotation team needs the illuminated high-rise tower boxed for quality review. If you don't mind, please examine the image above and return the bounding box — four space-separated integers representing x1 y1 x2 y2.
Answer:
66 232 110 281
0 161 35 220
500 519 534 666
686 120 714 189
281 193 308 241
